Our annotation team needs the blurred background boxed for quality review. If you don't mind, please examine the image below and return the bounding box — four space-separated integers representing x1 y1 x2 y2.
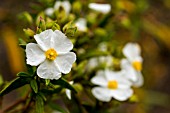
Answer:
0 0 170 113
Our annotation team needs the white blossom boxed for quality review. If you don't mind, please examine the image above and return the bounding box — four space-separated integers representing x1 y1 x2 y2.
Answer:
26 29 76 80
88 3 111 14
75 18 87 32
122 43 144 87
91 70 133 102
45 0 71 16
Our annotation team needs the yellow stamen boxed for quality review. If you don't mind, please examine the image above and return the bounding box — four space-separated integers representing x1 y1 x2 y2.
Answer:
132 61 142 71
45 48 58 60
108 80 118 89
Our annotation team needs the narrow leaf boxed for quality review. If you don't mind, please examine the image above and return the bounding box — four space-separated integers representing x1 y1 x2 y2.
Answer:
36 94 44 113
0 77 31 96
30 79 38 93
51 78 77 93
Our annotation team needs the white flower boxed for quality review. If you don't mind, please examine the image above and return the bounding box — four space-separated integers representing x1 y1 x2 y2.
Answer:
26 29 76 80
91 70 133 102
122 42 144 87
45 0 71 16
54 0 71 15
121 59 143 87
86 55 113 71
88 3 111 14
75 18 87 32
65 81 74 100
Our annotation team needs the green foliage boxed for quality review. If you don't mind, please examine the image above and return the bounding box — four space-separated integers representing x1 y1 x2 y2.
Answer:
30 79 38 93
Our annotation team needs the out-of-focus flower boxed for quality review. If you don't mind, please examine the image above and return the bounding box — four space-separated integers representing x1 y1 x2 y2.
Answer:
91 70 133 102
45 0 71 16
65 81 74 100
121 43 144 87
88 3 111 14
86 55 113 71
75 18 87 32
26 29 76 79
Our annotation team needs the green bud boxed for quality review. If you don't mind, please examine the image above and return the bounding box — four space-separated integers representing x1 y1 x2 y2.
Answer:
72 1 82 13
94 28 107 37
23 28 35 37
36 12 45 26
36 27 42 34
18 11 33 24
129 94 139 103
52 23 61 31
63 21 77 37
0 75 4 86
39 17 46 31
73 83 83 92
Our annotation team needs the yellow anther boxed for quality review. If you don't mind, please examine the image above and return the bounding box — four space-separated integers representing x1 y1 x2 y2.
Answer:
132 61 142 71
45 48 58 60
108 80 118 89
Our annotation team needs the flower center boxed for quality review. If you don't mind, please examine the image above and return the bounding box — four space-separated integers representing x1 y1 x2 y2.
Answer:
45 48 58 60
132 61 142 71
107 80 118 89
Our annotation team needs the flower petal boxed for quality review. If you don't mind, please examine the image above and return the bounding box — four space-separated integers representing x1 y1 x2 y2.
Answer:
110 88 133 101
37 60 61 80
92 87 112 102
66 89 71 100
55 52 76 74
88 3 111 14
54 1 71 15
75 18 87 32
123 43 141 62
121 59 138 81
45 8 54 16
26 43 45 66
91 70 108 87
133 72 144 87
52 30 73 53
34 29 54 51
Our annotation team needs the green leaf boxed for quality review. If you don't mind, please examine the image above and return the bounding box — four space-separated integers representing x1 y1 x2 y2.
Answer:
49 102 69 113
0 77 31 96
36 94 44 113
30 79 38 93
40 87 62 95
27 65 36 76
17 72 31 78
51 78 77 93
19 44 26 49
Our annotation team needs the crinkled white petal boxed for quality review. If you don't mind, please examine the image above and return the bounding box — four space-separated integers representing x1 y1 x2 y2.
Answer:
88 3 111 14
66 89 71 100
34 29 54 51
55 52 76 74
91 70 108 87
54 0 71 14
75 18 87 32
133 72 144 87
110 88 133 101
37 60 61 80
92 87 112 102
121 59 138 81
26 43 45 66
45 8 54 16
52 30 73 53
123 43 141 62
66 81 74 100
87 57 98 69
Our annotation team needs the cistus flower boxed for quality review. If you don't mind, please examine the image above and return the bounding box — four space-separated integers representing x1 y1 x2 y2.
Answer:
121 43 144 87
88 3 111 14
65 81 74 100
75 18 87 32
91 70 133 102
26 29 76 80
45 0 71 16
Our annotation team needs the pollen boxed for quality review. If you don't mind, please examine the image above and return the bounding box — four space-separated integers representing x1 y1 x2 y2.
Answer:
132 61 142 71
45 48 58 60
108 80 118 89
